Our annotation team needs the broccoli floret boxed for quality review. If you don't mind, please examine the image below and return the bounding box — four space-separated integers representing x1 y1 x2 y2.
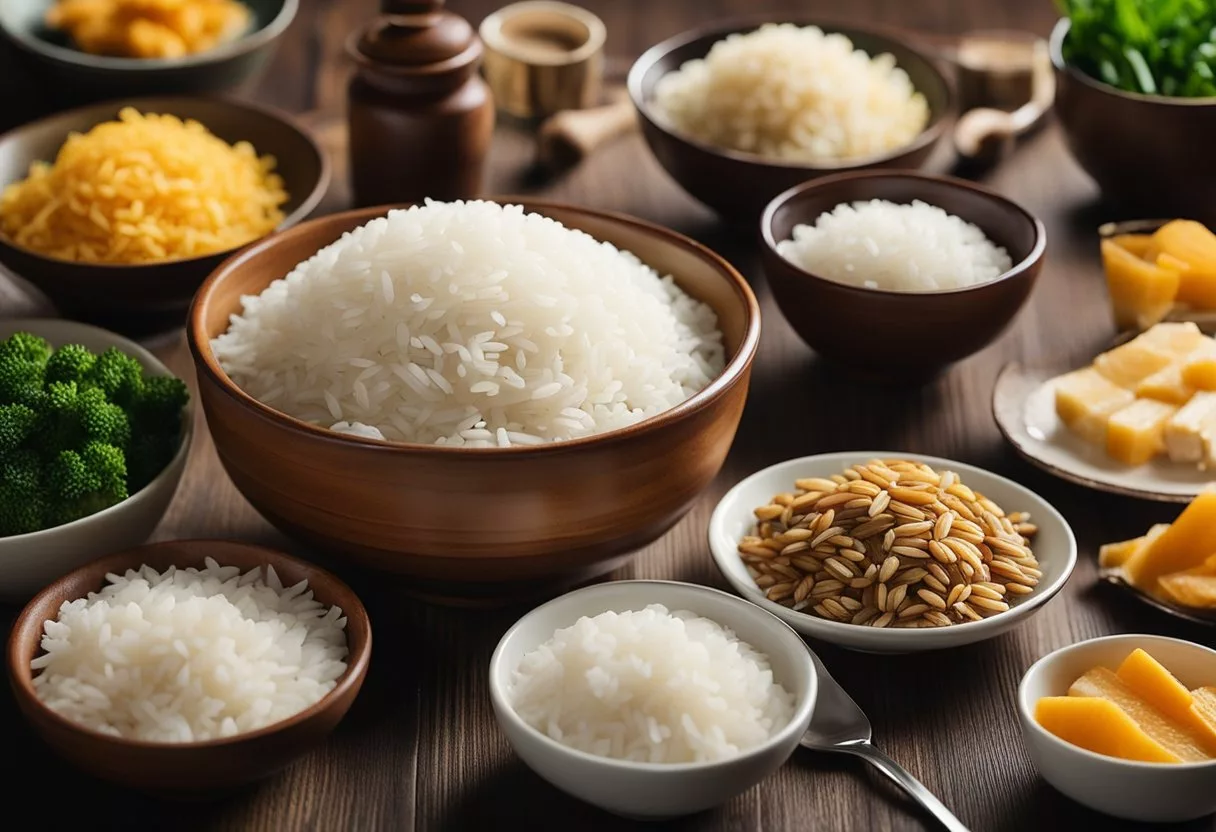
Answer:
46 441 128 526
38 380 83 451
0 335 187 538
130 375 189 425
0 403 38 454
84 347 143 407
123 375 187 489
77 386 130 448
44 344 96 386
0 352 44 407
0 332 52 366
0 332 52 406
0 448 46 536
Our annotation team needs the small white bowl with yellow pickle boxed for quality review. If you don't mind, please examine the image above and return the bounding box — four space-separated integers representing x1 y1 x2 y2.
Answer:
1017 634 1216 822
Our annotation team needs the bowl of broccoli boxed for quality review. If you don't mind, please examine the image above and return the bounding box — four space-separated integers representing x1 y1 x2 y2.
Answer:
0 318 192 599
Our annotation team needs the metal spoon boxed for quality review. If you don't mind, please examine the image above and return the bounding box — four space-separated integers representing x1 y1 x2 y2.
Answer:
801 650 972 832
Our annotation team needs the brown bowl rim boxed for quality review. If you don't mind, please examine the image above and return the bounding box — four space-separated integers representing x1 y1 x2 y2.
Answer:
1049 17 1216 106
188 198 762 456
5 539 372 751
626 14 956 172
0 93 330 270
0 0 298 72
759 169 1047 298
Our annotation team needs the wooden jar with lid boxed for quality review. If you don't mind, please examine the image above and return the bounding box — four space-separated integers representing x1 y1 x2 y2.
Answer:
346 0 495 206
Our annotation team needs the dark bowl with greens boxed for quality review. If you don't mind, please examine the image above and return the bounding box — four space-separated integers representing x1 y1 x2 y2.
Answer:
1051 3 1216 223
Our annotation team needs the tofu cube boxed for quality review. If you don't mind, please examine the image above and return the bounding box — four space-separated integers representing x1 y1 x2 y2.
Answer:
1163 392 1216 464
1107 399 1179 465
1054 368 1136 444
1136 362 1194 405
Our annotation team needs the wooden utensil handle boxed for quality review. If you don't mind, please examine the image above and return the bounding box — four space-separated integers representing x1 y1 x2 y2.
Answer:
537 98 638 168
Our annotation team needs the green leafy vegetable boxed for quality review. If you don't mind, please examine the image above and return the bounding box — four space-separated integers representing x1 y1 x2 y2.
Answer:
0 334 188 537
1059 0 1216 97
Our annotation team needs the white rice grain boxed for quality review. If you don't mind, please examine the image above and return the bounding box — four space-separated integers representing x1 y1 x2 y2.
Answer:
777 199 1013 292
212 201 724 446
507 604 794 764
31 559 348 743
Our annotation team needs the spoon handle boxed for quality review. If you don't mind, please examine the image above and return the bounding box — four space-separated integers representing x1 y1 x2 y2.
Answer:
849 742 972 832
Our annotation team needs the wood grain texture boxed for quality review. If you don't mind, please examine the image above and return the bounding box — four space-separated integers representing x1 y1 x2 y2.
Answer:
2 1 1215 830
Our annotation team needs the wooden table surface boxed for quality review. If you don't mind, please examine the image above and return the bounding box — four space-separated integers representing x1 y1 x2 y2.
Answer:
3 1 1215 830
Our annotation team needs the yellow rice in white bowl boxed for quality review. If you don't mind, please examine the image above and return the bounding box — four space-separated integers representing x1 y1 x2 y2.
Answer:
653 23 929 162
0 108 287 264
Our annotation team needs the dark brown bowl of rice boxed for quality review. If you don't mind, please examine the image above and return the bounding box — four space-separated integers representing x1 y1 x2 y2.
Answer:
627 17 954 220
760 170 1046 378
188 199 761 605
7 539 371 796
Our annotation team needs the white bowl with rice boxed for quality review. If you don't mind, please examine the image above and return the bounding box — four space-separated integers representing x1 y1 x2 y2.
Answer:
708 452 1077 654
489 580 817 819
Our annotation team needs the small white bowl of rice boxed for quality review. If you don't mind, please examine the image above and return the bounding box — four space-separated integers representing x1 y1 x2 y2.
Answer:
489 580 817 820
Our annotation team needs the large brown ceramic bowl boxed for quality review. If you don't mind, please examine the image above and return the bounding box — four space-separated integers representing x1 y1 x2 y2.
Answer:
627 18 954 220
0 96 329 335
1051 18 1216 224
188 201 761 603
761 171 1045 377
7 539 371 796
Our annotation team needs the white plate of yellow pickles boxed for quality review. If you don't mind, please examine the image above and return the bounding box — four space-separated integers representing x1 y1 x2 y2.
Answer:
995 219 1216 502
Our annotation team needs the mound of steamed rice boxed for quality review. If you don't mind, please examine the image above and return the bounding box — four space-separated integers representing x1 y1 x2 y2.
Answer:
777 199 1014 292
31 558 348 743
212 200 725 447
0 108 287 264
652 23 929 162
507 605 795 763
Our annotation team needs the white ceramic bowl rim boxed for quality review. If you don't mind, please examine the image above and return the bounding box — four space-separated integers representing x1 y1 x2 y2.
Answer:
708 451 1078 643
488 578 818 772
0 318 193 549
1017 633 1216 771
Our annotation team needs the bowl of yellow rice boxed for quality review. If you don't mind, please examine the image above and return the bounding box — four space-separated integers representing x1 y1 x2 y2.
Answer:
0 0 296 99
0 96 327 333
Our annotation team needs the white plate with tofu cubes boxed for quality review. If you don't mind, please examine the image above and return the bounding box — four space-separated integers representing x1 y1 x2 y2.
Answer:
994 324 1216 503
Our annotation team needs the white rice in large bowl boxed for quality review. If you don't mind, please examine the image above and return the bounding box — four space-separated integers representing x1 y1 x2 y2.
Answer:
211 200 726 447
507 604 795 763
652 23 930 162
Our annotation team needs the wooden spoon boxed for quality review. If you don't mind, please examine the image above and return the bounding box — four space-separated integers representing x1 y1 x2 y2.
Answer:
954 36 1055 163
536 89 635 169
